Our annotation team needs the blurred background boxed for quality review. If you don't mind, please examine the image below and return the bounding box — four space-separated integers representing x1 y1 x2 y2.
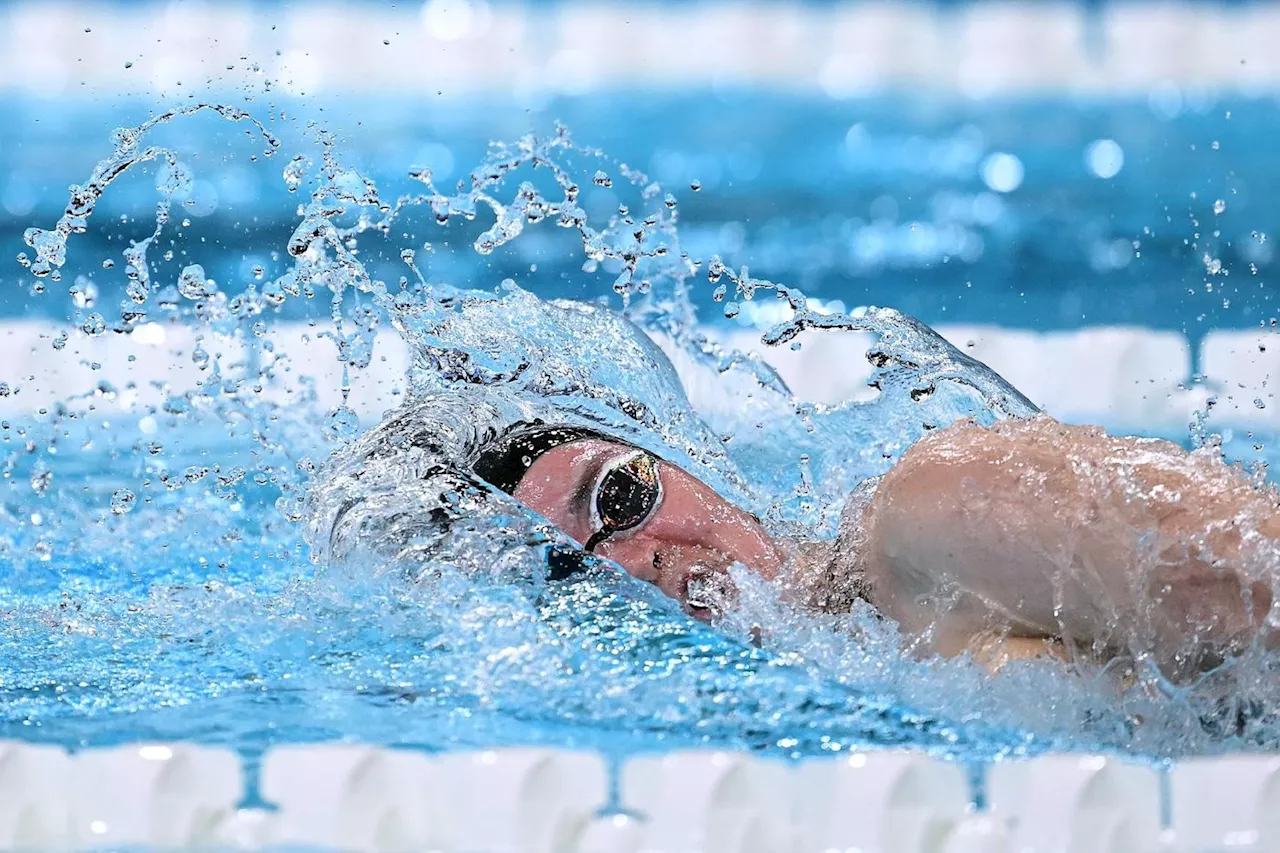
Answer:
3 0 1280 434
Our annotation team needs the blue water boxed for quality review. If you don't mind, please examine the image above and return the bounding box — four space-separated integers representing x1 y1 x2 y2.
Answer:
2 93 1273 335
2 91 1279 764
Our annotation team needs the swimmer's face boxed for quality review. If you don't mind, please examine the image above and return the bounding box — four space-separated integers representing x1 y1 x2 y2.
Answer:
513 438 782 619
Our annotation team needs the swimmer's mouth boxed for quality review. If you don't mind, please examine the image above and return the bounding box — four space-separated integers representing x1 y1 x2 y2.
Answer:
653 552 725 622
685 597 714 621
682 565 727 622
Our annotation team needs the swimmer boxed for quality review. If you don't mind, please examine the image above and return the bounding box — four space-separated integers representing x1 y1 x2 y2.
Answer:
474 415 1280 681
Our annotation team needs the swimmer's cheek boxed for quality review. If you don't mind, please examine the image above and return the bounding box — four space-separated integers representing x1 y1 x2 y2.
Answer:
594 537 662 585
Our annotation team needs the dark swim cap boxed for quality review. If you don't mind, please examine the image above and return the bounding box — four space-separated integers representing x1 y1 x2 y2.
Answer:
472 423 602 494
473 422 630 581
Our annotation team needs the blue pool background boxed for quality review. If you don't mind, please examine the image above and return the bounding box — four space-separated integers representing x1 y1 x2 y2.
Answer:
3 94 1274 336
1 0 1276 340
4 0 1280 763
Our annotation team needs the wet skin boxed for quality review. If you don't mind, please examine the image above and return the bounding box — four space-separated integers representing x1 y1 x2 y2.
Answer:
514 418 1280 677
512 438 782 619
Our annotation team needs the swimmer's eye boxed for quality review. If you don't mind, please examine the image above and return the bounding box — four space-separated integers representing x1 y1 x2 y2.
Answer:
588 451 663 547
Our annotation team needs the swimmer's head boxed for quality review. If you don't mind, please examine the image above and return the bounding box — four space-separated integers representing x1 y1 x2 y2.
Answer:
307 293 766 594
474 423 782 619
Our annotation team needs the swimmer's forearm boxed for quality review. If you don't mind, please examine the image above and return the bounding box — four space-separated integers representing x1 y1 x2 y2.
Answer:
861 416 1280 676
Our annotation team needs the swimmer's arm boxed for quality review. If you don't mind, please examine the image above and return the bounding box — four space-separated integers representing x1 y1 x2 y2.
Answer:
859 416 1280 678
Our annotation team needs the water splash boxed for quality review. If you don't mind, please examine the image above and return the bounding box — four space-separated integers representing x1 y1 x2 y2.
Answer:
2 102 1277 764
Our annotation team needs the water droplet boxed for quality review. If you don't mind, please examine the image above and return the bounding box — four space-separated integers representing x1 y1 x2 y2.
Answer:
690 179 702 192
124 61 133 69
52 332 68 351
1255 398 1266 409
325 406 360 441
80 313 106 337
110 489 136 515
592 170 612 188
1214 199 1226 215
177 264 213 300
192 343 210 370
71 279 98 308
0 383 10 397
283 155 307 192
31 469 52 497
156 160 193 198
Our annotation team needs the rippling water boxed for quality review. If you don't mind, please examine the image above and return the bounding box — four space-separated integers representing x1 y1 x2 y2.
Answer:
3 93 1280 764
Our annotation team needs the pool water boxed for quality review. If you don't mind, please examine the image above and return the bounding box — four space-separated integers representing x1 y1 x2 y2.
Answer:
3 90 1280 767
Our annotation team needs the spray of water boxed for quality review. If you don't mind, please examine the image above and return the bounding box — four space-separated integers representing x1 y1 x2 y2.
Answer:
3 103 1278 761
